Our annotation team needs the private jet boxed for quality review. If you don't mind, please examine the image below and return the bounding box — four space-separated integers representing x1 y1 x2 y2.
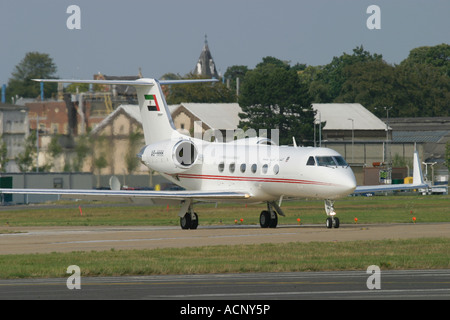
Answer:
0 78 427 229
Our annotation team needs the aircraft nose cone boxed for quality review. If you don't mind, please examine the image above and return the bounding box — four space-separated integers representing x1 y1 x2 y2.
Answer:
342 172 357 194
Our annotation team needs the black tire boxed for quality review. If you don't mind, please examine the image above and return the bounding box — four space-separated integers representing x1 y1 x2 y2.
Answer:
259 210 271 228
180 212 199 229
180 213 191 229
326 217 333 229
269 213 278 228
190 212 199 229
333 217 340 228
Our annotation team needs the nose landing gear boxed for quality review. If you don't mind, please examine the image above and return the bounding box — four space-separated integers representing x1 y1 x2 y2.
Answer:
325 199 340 229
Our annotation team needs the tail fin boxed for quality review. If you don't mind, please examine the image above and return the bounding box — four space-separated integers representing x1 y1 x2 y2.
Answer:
33 78 217 145
134 79 177 144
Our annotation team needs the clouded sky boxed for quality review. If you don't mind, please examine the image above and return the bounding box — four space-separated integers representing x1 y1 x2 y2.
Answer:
1 0 449 86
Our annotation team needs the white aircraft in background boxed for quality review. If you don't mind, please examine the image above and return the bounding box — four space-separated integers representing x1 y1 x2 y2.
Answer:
0 78 427 229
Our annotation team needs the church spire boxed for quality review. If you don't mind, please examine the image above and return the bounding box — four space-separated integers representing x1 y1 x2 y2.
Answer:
194 35 219 79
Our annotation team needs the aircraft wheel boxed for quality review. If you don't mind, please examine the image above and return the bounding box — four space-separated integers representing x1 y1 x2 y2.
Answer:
190 212 199 230
180 213 191 229
333 217 340 228
269 213 278 228
326 217 333 229
259 210 271 228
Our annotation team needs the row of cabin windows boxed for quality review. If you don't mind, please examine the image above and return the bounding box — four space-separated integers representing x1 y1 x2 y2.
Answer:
218 162 280 175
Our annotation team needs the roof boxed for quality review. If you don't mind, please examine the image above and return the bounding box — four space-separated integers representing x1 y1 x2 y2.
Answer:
312 103 389 131
193 36 219 79
90 103 240 135
90 104 141 135
177 103 242 130
393 130 450 143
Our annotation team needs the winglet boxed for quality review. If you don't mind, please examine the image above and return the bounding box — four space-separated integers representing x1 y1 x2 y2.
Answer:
412 150 425 186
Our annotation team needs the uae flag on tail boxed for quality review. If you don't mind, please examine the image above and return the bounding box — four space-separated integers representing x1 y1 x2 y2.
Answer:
144 94 160 111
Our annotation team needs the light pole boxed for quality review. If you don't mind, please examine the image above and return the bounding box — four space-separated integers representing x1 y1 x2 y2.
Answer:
302 108 321 147
36 114 39 173
348 118 354 163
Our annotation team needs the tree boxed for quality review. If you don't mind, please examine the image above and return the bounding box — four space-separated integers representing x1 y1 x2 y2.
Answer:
445 142 450 171
7 52 58 101
164 73 235 104
125 131 144 176
0 137 8 172
15 131 37 172
224 65 249 97
335 59 396 117
238 57 314 145
306 45 383 103
400 43 450 77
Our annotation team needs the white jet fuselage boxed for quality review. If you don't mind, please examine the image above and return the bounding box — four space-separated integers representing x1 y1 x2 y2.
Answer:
140 138 357 202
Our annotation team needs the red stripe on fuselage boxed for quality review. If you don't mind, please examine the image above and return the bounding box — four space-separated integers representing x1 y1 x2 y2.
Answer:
175 173 335 186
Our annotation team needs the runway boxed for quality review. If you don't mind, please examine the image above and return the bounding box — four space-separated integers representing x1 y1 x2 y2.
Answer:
1 270 449 300
1 223 449 300
1 222 450 255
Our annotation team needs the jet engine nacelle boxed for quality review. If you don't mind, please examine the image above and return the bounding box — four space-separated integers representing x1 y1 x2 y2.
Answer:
139 139 199 174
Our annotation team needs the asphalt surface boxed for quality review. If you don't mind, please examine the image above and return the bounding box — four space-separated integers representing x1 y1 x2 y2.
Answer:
0 270 449 300
1 223 449 301
2 222 450 254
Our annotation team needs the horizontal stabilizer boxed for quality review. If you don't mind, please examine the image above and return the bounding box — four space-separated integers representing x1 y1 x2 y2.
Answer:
32 78 218 86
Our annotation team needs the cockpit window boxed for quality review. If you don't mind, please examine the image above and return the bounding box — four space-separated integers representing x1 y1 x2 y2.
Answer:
306 156 315 166
316 156 336 167
315 156 349 167
333 156 348 167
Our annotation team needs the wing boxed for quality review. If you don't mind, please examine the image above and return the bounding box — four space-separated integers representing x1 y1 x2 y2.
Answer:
354 183 427 194
353 150 428 194
0 188 250 202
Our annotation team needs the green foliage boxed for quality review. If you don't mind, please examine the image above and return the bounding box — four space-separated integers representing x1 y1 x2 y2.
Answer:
164 73 235 104
125 131 144 175
0 136 8 173
7 52 58 100
300 44 450 118
238 57 314 145
15 131 37 172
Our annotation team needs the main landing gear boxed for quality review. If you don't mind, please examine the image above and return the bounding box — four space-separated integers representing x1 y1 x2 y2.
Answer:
259 201 285 228
324 199 340 228
179 200 198 230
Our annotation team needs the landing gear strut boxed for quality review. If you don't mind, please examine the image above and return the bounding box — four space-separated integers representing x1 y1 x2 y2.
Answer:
324 199 340 229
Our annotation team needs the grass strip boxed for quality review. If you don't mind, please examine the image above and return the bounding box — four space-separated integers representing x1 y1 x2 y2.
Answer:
0 195 449 227
0 237 448 279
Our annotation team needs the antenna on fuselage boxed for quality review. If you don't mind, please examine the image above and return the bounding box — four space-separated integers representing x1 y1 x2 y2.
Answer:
292 137 298 148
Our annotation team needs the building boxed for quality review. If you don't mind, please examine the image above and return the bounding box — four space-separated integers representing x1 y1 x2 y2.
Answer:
193 36 219 79
386 117 450 184
0 103 29 172
171 103 242 140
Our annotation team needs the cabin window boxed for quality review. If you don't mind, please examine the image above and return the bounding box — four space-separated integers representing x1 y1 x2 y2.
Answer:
229 163 235 173
262 164 268 174
306 156 315 166
251 164 257 173
218 162 224 172
240 163 246 173
273 164 279 175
